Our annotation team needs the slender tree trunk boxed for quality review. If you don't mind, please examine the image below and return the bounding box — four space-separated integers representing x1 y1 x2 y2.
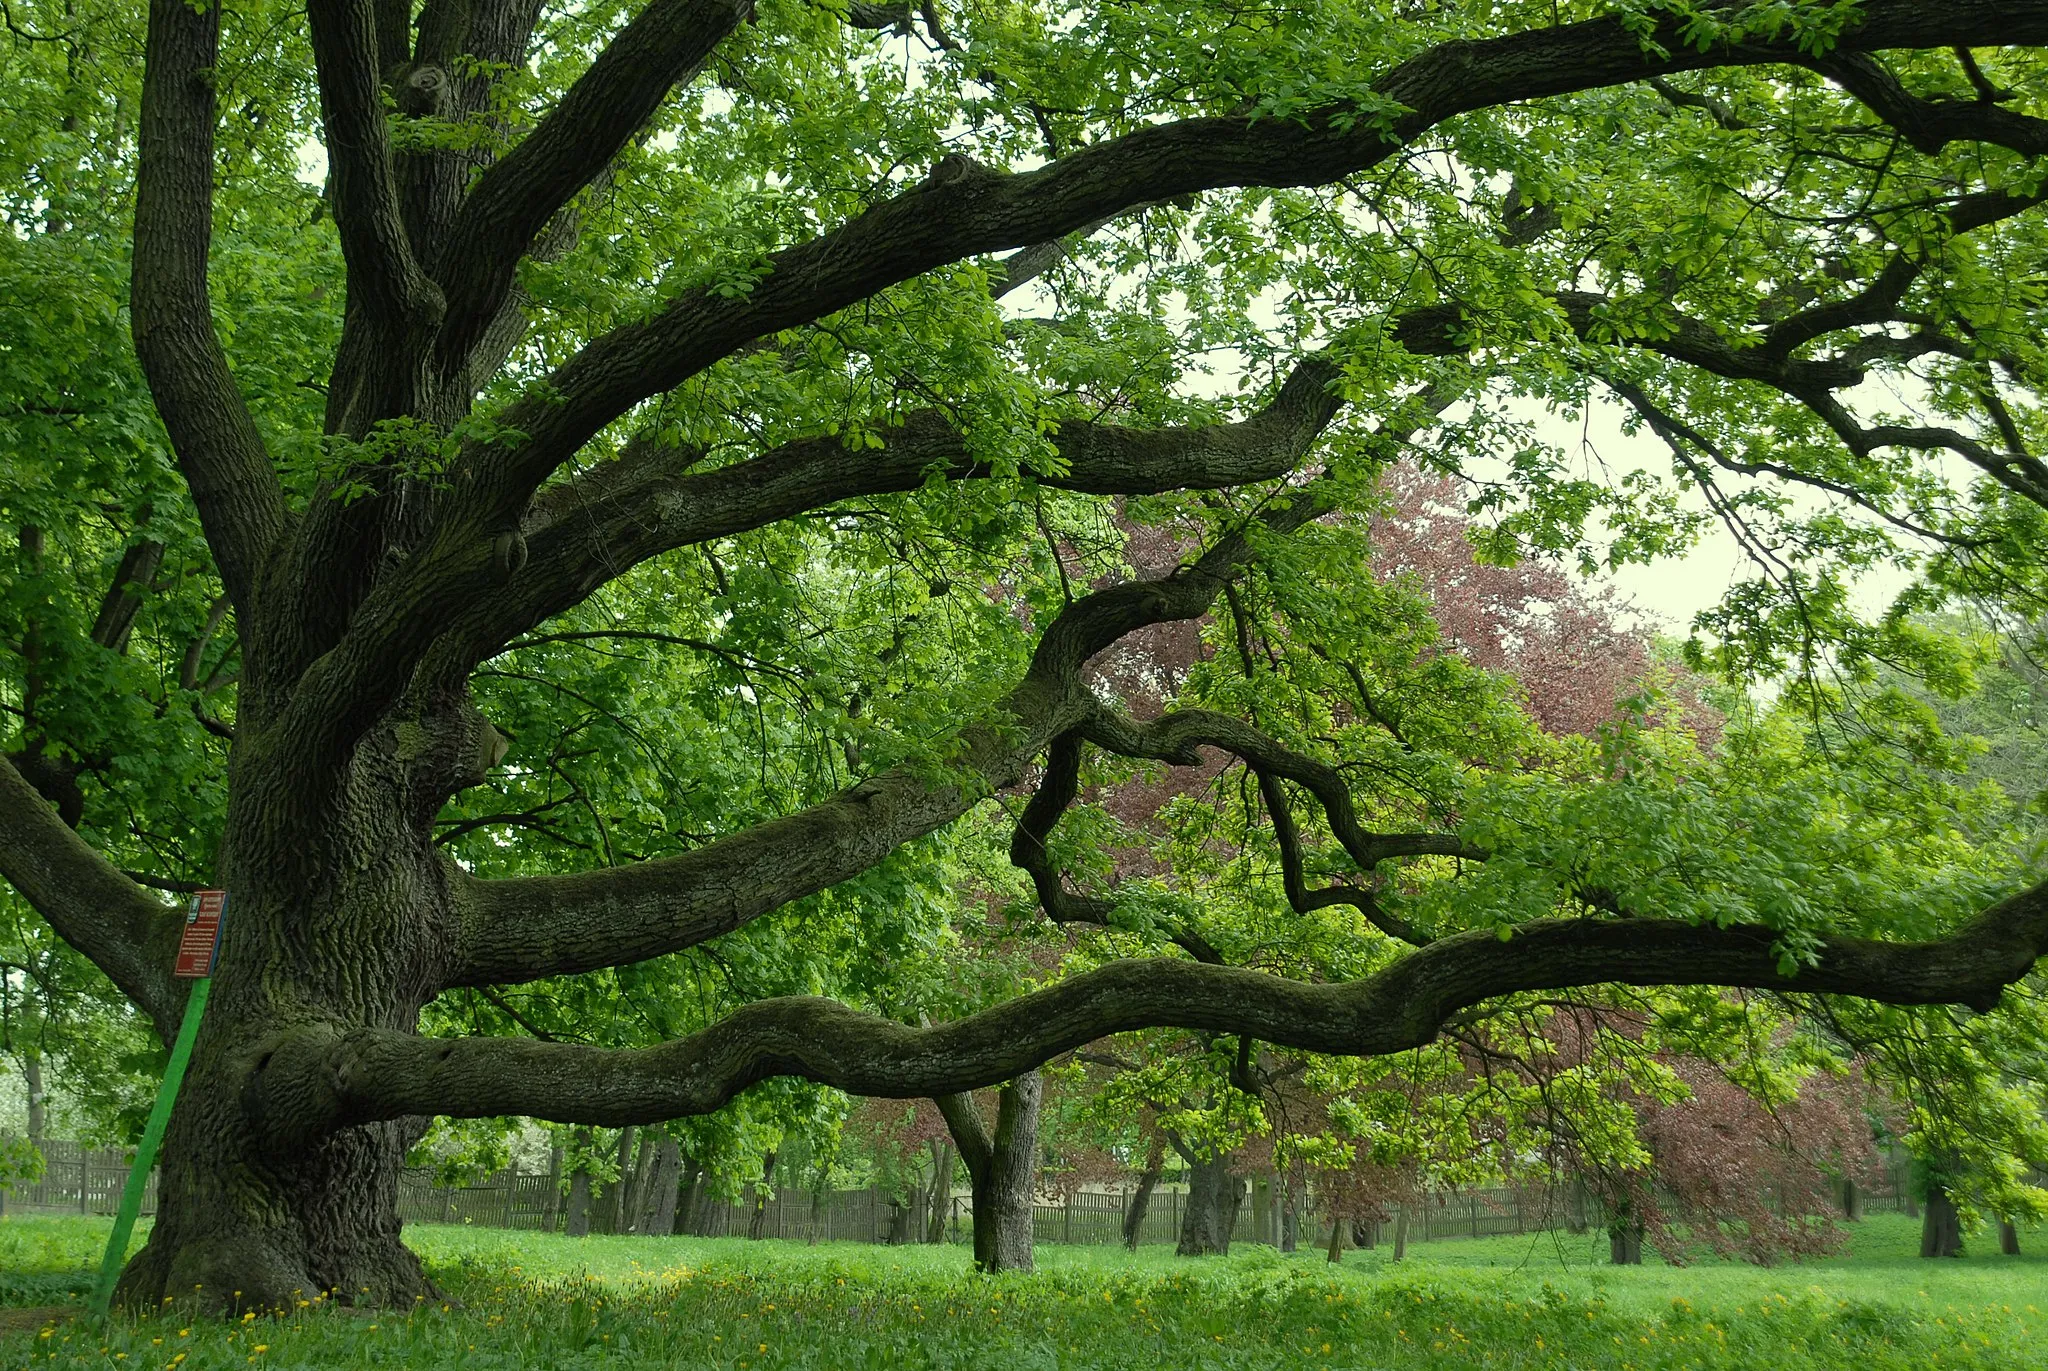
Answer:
540 1144 564 1233
747 1150 778 1240
935 1070 1041 1273
564 1128 595 1237
645 1138 681 1236
623 1129 657 1233
925 1138 953 1244
1176 1152 1244 1256
1566 1175 1591 1234
1326 1207 1345 1264
596 1127 635 1234
2000 1218 2021 1255
1391 1206 1409 1261
565 1170 593 1237
1921 1184 1964 1258
1280 1177 1298 1253
673 1161 702 1236
808 1185 826 1245
1123 1143 1165 1251
22 1050 44 1141
1840 1177 1862 1222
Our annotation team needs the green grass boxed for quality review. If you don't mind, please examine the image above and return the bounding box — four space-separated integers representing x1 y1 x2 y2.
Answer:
2 1212 2044 1368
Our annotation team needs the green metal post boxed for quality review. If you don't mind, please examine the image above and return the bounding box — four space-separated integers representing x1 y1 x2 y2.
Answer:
89 977 211 1318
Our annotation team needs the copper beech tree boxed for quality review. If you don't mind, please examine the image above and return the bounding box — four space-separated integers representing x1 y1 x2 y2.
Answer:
6 0 2048 1308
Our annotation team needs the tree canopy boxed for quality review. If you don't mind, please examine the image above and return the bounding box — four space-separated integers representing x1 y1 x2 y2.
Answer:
2 0 2048 1308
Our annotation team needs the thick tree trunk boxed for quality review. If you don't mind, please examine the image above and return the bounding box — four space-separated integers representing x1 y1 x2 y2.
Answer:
1609 1222 1644 1265
1840 1177 1862 1222
1921 1184 1964 1258
1352 1218 1379 1249
2000 1218 2021 1255
936 1069 1041 1273
1176 1152 1244 1256
1392 1206 1409 1261
110 781 472 1314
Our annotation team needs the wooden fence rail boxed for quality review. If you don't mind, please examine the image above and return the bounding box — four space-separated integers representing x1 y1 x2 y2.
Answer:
2 1136 1916 1249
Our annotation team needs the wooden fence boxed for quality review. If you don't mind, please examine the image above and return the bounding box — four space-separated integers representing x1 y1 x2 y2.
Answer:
3 1136 1916 1249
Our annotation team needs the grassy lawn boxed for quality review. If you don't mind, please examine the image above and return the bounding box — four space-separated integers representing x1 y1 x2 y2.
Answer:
1 1212 2042 1368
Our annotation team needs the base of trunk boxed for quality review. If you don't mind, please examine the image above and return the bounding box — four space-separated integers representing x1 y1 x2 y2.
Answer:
115 1121 433 1314
1921 1186 1964 1258
1609 1223 1644 1265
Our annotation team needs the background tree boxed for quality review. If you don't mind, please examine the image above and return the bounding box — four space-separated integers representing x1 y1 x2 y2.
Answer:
3 0 2048 1311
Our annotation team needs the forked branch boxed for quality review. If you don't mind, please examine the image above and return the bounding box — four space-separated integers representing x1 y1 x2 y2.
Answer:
133 0 287 614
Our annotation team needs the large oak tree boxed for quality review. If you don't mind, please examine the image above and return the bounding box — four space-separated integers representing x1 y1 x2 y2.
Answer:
5 0 2048 1308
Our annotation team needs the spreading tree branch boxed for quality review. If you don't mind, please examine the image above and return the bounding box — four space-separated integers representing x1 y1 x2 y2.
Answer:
0 753 180 1034
445 462 1355 987
274 877 2048 1133
442 0 2048 540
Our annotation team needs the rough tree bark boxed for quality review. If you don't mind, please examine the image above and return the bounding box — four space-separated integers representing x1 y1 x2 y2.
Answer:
2000 1218 2021 1256
936 1071 1042 1273
0 0 2040 1312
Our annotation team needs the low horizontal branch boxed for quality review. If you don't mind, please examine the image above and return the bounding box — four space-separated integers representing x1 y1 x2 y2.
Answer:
299 877 2048 1131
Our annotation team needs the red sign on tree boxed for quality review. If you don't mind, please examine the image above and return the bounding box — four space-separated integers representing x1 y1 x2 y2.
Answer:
174 891 227 979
